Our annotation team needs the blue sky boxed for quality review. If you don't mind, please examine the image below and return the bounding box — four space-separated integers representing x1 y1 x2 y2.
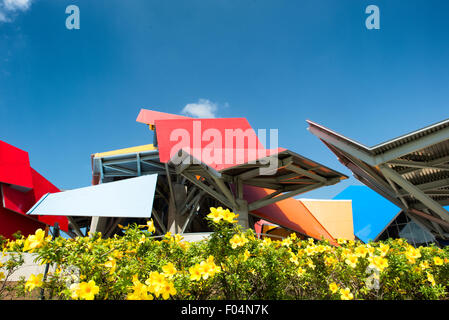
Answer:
1 0 449 199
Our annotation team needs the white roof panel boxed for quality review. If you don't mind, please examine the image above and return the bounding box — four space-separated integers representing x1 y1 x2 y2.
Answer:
27 174 158 218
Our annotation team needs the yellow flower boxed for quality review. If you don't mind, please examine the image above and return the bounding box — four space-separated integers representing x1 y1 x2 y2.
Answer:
173 234 184 243
345 255 358 268
368 255 389 272
23 229 46 252
179 241 190 251
289 253 299 266
366 245 376 257
127 280 153 300
104 257 117 274
189 265 203 281
378 244 390 257
229 234 248 249
433 256 444 266
77 280 100 300
112 250 123 259
199 261 214 280
405 247 421 264
304 246 316 256
160 280 177 300
145 271 166 297
297 267 306 277
261 237 272 247
306 258 316 270
146 219 156 234
340 288 354 300
419 261 430 270
315 245 327 254
200 257 221 279
162 262 177 278
206 256 221 275
290 233 297 241
337 238 347 245
324 255 338 268
412 265 421 273
281 237 292 247
427 272 436 286
138 234 147 244
189 257 220 282
0 272 5 281
243 249 251 262
329 282 339 294
207 207 225 223
222 209 239 224
25 274 43 292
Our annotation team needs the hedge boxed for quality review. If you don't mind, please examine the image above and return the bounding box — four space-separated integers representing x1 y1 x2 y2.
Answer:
1 206 449 300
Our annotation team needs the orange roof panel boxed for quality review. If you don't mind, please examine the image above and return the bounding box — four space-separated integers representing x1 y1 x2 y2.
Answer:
300 199 354 240
244 185 337 245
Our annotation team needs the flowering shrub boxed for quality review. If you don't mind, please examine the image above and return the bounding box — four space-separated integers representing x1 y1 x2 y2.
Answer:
2 206 449 300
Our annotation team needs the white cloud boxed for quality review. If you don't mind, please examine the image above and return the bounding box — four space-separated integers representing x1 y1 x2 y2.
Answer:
5 0 31 11
0 0 32 22
181 99 219 118
0 10 8 22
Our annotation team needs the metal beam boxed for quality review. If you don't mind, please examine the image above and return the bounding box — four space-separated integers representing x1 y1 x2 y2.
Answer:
140 159 168 171
179 186 199 216
379 164 449 222
67 216 84 237
243 179 280 190
103 164 137 176
408 208 449 229
354 173 404 209
210 176 237 208
325 141 403 207
182 172 234 209
307 125 376 166
165 163 175 198
324 140 393 192
236 177 243 199
248 182 324 211
152 208 166 234
397 178 449 197
390 159 449 171
236 156 293 181
285 164 327 183
384 175 409 209
375 127 449 165
398 155 449 175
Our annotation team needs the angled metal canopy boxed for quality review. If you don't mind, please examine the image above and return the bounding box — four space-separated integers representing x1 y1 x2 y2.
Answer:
307 118 449 240
170 147 347 233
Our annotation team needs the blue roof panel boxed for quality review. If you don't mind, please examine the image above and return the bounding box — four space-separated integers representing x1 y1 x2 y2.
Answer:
333 185 400 243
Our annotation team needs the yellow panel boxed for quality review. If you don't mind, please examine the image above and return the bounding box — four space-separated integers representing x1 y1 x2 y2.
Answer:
299 199 355 240
93 144 157 158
